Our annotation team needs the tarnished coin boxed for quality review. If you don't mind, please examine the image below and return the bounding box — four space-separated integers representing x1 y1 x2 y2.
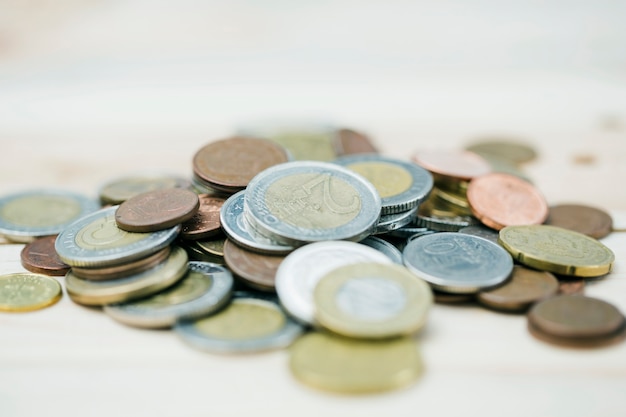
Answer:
223 238 284 291
334 128 379 155
0 273 62 312
20 235 70 276
374 207 417 234
314 263 432 339
71 247 171 281
275 241 392 325
477 266 559 312
175 292 304 353
104 262 233 328
65 246 188 306
467 173 548 230
403 232 513 294
98 174 192 205
465 139 537 164
458 224 500 244
0 190 99 242
180 195 225 240
411 150 491 181
498 225 615 277
245 161 381 246
55 206 180 268
545 204 613 239
359 236 403 264
289 332 422 394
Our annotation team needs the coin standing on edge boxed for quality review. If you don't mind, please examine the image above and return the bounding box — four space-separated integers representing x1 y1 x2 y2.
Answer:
20 235 70 276
0 273 62 312
545 203 613 239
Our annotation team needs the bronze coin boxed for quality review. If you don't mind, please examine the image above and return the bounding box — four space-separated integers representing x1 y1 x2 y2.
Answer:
545 204 613 239
222 238 284 291
334 128 379 155
20 235 70 276
467 173 548 230
558 279 585 295
71 247 171 280
527 320 626 348
180 195 226 240
411 150 491 181
477 266 559 312
192 136 289 192
115 188 200 232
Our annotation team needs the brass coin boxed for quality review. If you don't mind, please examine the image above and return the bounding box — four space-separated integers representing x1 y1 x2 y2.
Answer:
195 237 225 256
334 128 379 155
498 225 615 277
477 266 559 312
223 239 284 291
98 174 192 205
180 195 225 240
411 149 491 181
115 188 200 233
289 332 422 394
465 139 537 164
0 273 62 312
71 247 171 281
20 235 70 276
545 204 613 239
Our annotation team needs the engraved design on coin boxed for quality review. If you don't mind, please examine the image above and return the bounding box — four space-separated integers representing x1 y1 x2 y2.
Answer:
336 277 406 321
77 214 146 250
0 273 62 311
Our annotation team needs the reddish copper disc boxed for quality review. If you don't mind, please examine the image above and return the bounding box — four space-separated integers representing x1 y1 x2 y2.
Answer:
467 173 548 230
411 150 491 181
545 204 613 239
180 195 226 240
558 279 586 295
222 238 284 291
334 128 379 155
20 235 70 276
71 247 171 280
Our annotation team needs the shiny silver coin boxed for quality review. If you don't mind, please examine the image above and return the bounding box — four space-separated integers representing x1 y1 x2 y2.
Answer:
415 212 479 232
386 226 432 239
373 206 417 235
104 262 234 328
359 236 403 264
458 224 500 244
55 206 180 267
403 232 513 294
244 161 381 246
275 241 392 325
333 154 433 215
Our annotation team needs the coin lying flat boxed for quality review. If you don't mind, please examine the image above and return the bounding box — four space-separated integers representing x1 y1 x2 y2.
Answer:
104 262 233 328
0 273 62 312
558 280 585 295
180 195 225 240
416 197 479 232
374 206 417 235
223 239 284 292
411 150 491 182
359 236 403 264
498 225 615 277
465 139 537 164
335 128 379 155
545 204 613 239
20 235 70 276
458 224 500 244
289 332 422 394
71 247 171 281
98 174 192 205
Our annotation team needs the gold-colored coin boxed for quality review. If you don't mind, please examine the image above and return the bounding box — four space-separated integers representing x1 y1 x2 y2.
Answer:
268 130 337 162
0 273 62 312
346 161 412 198
289 332 423 394
195 237 226 256
498 225 615 277
313 262 432 339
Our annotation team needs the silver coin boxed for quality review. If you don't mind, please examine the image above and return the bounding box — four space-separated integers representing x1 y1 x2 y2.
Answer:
245 161 381 246
220 191 294 255
275 241 392 325
104 262 233 328
373 206 417 235
175 291 304 353
403 232 513 294
333 154 433 215
458 224 500 244
387 226 431 239
415 212 479 232
55 206 180 267
359 236 403 264
0 189 100 242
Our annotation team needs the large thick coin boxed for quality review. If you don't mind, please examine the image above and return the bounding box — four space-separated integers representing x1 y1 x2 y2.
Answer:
403 232 513 293
98 173 192 205
0 273 62 312
244 161 381 246
0 190 99 242
104 262 233 328
55 206 180 268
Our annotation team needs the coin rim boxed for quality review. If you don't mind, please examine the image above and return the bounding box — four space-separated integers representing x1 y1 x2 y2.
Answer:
0 273 62 312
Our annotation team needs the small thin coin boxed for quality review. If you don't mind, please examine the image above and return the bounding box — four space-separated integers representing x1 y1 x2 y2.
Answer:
359 236 403 264
465 139 537 164
195 237 226 257
411 150 491 181
558 279 585 295
104 262 233 328
289 332 422 394
334 128 379 155
98 174 192 205
527 320 625 348
498 225 615 277
20 235 70 276
374 207 417 234
545 204 613 239
180 195 225 240
71 247 171 281
223 238 284 291
0 273 62 312
458 224 500 244
416 198 479 232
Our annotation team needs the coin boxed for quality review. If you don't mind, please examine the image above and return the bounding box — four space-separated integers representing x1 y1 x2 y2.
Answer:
20 235 70 276
223 238 284 292
545 204 613 239
477 266 559 312
403 232 513 294
98 174 192 205
104 262 233 328
314 262 432 338
465 139 537 164
334 128 379 155
0 273 62 312
467 173 548 230
0 190 99 242
175 292 304 353
432 187 472 215
275 241 392 325
458 224 500 244
433 291 475 304
359 236 403 264
498 225 615 277
256 128 337 161
416 198 479 232
182 242 224 264
195 237 225 257
374 206 417 234
558 279 585 295
245 161 381 246
55 206 180 268
411 150 491 181
71 247 171 281
289 332 422 393
179 195 225 240
65 246 188 305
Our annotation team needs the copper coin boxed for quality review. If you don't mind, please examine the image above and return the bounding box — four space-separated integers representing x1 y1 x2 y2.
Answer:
115 188 200 232
193 136 289 192
71 247 171 280
477 266 559 312
222 239 284 291
411 150 491 181
527 320 626 348
558 279 585 295
545 204 613 239
20 235 70 276
180 195 226 240
467 173 548 230
334 128 379 155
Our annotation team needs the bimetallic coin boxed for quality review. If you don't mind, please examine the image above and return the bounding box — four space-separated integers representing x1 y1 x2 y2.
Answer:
245 161 381 246
55 206 180 268
180 195 225 240
374 206 417 235
0 273 62 312
104 262 233 328
314 263 432 339
175 292 304 353
359 236 403 264
71 247 171 281
403 232 513 294
289 332 422 394
98 174 192 205
223 239 284 291
411 150 491 182
546 204 613 239
0 190 99 242
498 225 615 277
20 235 70 276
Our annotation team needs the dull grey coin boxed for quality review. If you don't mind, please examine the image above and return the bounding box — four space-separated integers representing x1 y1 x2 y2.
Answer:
359 236 403 264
